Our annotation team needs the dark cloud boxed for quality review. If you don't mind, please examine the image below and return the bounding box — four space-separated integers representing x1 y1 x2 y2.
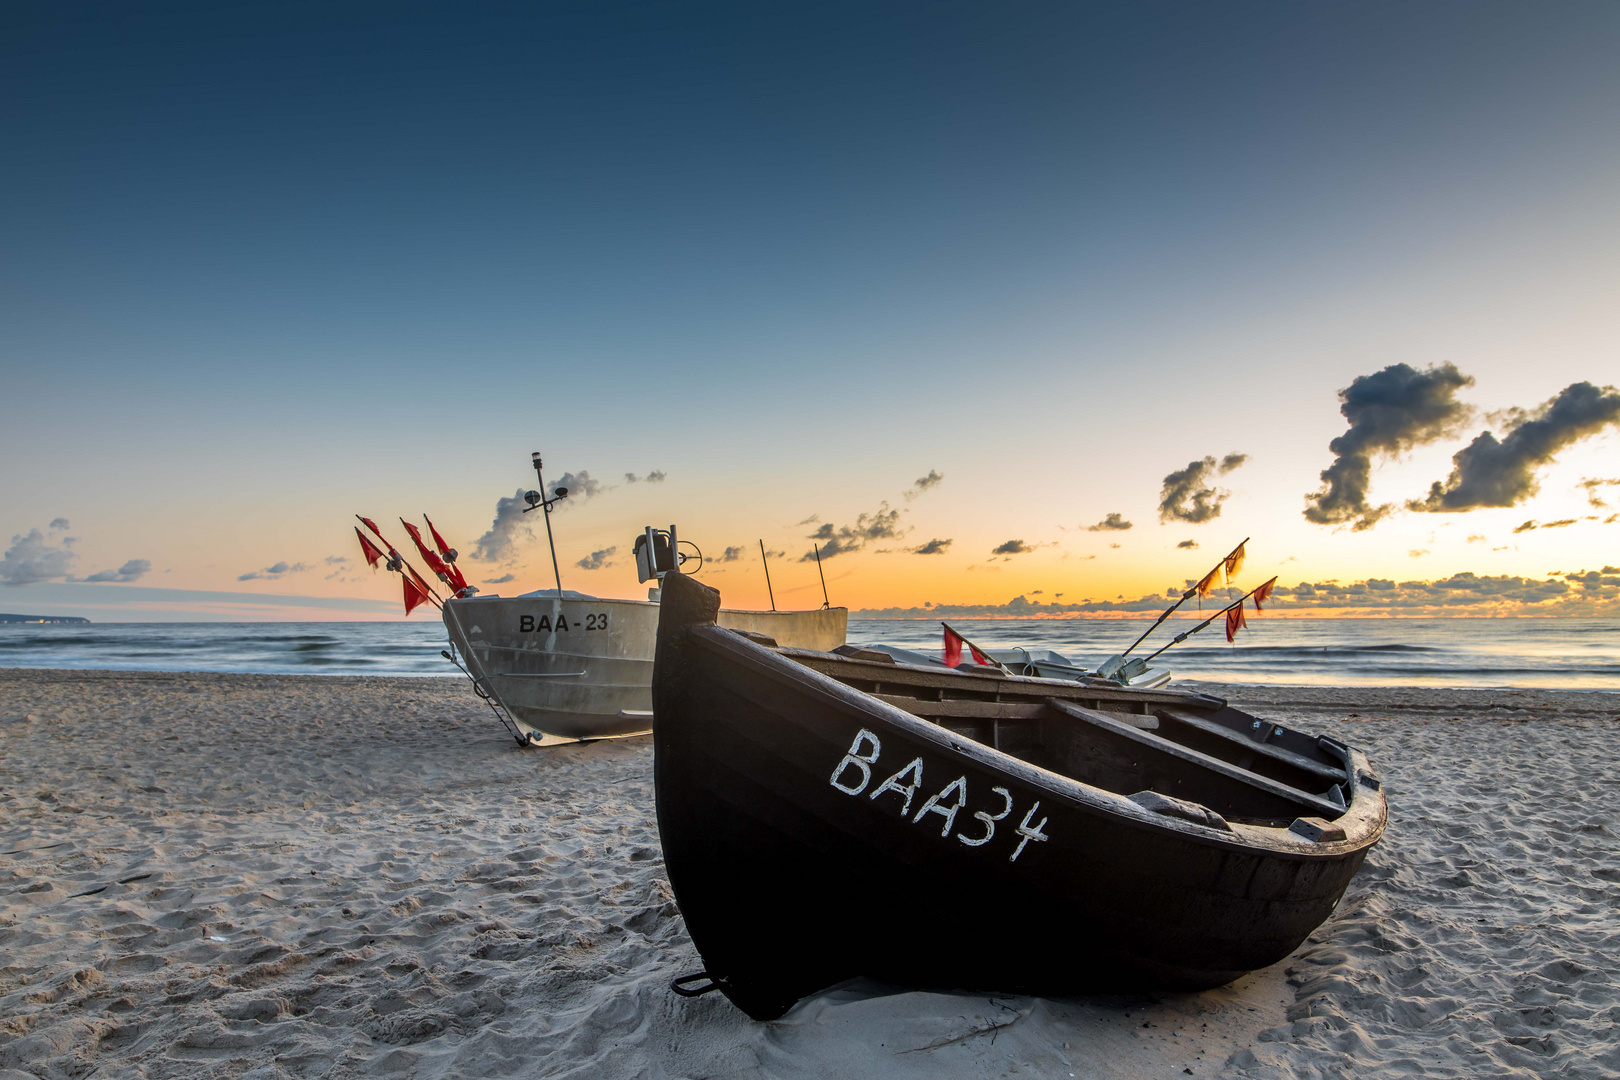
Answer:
1158 456 1238 524
913 538 952 555
646 470 666 482
1542 519 1577 529
718 546 745 563
1176 539 1198 549
472 488 534 563
1086 513 1133 532
0 527 78 585
1579 477 1620 508
575 546 617 571
1219 453 1249 474
802 503 903 561
1513 520 1538 533
990 539 1031 556
1303 362 1475 530
83 559 151 583
238 561 309 581
624 470 668 484
49 518 70 530
1413 383 1620 513
484 573 517 585
904 470 944 501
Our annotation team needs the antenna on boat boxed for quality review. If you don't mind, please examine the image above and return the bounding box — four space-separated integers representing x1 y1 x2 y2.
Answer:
759 540 776 611
812 543 830 610
523 451 569 595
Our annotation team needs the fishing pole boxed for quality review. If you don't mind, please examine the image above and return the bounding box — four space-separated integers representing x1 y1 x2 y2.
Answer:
1121 537 1249 657
1141 576 1276 663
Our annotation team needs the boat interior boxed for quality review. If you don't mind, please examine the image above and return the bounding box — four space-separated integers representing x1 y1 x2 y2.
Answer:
773 642 1363 831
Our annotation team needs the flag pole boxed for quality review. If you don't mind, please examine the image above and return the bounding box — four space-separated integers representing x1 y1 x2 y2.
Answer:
1141 576 1275 663
813 543 830 609
356 515 444 610
759 540 776 611
1121 537 1249 657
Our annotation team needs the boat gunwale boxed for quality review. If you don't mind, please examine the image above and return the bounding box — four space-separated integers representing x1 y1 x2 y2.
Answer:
687 623 1387 860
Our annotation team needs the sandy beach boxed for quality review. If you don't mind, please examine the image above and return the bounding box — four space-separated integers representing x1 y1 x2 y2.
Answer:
3 668 1618 1079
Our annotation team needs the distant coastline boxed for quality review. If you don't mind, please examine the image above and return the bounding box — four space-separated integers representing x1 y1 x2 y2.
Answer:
0 613 91 625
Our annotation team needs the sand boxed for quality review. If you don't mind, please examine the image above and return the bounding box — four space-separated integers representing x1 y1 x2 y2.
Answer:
2 668 1618 1079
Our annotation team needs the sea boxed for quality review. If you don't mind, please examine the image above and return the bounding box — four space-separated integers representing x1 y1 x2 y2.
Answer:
2 617 1618 689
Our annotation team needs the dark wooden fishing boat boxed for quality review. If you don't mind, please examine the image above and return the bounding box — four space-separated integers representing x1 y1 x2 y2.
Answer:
652 571 1387 1020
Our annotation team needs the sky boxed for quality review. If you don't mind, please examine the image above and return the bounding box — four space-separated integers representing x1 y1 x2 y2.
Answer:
3 1 1619 621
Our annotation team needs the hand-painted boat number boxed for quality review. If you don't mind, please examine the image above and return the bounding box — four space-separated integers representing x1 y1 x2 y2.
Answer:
829 728 1049 862
518 612 609 632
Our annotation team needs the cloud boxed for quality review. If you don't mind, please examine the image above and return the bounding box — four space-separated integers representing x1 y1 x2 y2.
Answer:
1542 519 1577 529
49 518 70 530
990 539 1032 556
1109 543 1121 549
551 470 603 507
485 573 517 584
904 470 944 501
1579 477 1620 508
803 502 903 561
1467 534 1486 543
851 569 1619 618
0 527 79 585
718 546 745 563
1219 453 1249 473
1303 362 1475 530
82 559 152 583
1412 383 1620 513
1409 549 1429 558
575 546 617 571
238 561 310 581
1513 520 1537 533
1159 455 1241 523
1176 539 1198 549
646 470 666 482
472 488 534 563
1086 513 1133 532
623 470 668 484
913 538 952 555
325 555 348 565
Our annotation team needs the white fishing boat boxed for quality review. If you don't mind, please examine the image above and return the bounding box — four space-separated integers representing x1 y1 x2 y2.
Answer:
441 454 845 743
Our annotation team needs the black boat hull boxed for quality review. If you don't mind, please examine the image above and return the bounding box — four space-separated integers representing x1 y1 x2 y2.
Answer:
653 573 1384 1020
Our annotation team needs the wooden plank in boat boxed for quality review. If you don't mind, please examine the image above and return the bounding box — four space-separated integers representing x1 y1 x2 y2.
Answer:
1157 708 1348 785
1045 698 1345 819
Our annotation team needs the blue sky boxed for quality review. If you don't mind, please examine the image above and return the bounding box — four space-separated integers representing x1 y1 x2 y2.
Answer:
4 2 1619 618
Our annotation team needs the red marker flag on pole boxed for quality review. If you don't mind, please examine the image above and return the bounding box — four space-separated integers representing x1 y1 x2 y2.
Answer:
403 572 431 616
1252 576 1277 612
942 623 994 668
1225 602 1247 643
1223 540 1246 583
359 517 386 541
401 519 466 590
424 515 456 560
1194 566 1221 598
356 527 386 569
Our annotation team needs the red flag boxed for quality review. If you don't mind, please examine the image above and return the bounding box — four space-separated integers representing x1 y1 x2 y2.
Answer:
359 516 385 540
1194 566 1221 598
403 572 431 616
356 527 386 569
413 517 469 591
1252 576 1277 612
405 562 437 601
424 515 456 560
942 623 994 668
1225 602 1247 643
401 519 465 589
1223 541 1246 583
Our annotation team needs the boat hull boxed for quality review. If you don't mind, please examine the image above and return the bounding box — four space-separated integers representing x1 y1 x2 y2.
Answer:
652 572 1384 1020
444 593 847 740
